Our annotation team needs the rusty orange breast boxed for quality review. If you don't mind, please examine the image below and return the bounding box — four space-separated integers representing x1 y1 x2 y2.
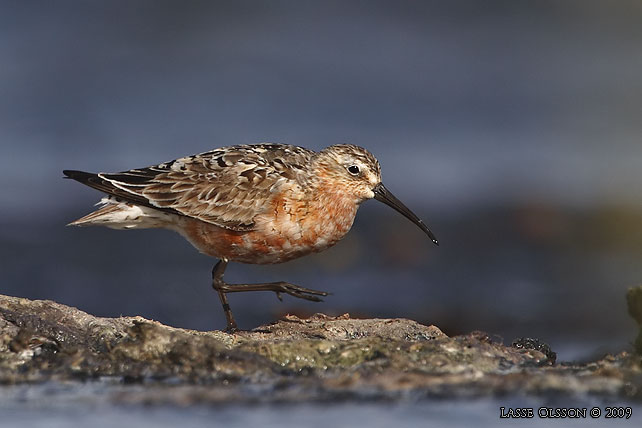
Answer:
176 185 360 264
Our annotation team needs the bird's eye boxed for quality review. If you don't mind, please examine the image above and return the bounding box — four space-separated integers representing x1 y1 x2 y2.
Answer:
347 165 360 175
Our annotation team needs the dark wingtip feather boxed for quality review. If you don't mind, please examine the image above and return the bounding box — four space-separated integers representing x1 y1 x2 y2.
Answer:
63 169 97 182
62 168 179 216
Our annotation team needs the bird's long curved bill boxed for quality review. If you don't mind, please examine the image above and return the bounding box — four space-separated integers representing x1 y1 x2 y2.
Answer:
373 183 439 246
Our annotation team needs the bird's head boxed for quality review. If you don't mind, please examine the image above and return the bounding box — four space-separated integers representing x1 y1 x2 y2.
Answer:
316 144 439 246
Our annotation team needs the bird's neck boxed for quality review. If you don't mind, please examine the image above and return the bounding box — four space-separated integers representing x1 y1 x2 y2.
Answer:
306 160 360 240
309 157 359 206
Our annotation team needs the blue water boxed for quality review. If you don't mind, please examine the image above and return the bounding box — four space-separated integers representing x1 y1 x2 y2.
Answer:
0 381 640 428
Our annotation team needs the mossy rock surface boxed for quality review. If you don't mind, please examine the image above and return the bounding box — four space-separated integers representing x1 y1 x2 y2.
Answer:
1 294 640 404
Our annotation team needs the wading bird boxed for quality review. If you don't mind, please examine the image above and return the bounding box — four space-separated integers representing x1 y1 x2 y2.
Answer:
64 144 438 331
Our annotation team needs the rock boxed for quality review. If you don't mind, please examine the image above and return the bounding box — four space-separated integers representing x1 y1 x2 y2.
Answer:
511 337 557 364
0 294 640 403
627 285 642 354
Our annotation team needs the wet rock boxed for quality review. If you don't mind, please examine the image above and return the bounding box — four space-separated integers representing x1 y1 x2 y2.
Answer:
627 285 642 354
511 338 557 364
0 294 640 403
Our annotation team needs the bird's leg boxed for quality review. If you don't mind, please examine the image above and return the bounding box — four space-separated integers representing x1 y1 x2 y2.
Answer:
211 260 237 332
211 259 329 332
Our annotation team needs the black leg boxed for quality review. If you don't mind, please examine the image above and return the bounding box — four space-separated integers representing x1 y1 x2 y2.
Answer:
211 260 237 332
211 260 329 332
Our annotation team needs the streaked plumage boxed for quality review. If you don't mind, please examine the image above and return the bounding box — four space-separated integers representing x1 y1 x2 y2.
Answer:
64 143 438 331
68 144 315 231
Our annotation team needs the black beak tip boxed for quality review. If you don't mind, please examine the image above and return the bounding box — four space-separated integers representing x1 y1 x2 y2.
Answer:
374 183 440 247
425 230 439 246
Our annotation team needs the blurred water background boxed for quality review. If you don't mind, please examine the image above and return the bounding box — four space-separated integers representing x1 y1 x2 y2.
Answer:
2 380 641 428
2 0 642 368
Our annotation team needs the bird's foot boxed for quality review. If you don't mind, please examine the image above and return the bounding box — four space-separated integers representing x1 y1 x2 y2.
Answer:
270 282 329 302
216 279 329 302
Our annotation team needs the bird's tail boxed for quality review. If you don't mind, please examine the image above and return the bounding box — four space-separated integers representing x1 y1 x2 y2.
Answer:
67 202 124 227
67 197 176 230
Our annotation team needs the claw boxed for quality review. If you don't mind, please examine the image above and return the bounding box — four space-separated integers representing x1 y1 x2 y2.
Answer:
224 324 238 333
297 287 329 296
279 284 328 302
275 291 283 301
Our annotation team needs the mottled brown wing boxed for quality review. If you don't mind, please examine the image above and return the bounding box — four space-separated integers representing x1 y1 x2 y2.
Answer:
94 144 315 231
